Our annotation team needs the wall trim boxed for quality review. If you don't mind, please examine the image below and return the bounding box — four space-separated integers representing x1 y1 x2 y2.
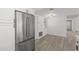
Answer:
0 19 14 26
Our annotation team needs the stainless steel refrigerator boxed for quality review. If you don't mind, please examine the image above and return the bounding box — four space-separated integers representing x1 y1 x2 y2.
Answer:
15 10 35 51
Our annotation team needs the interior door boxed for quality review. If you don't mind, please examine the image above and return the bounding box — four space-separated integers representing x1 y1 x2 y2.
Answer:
15 10 24 44
67 20 72 31
27 14 35 39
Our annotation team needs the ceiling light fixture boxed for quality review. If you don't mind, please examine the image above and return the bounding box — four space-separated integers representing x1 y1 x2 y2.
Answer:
49 8 56 16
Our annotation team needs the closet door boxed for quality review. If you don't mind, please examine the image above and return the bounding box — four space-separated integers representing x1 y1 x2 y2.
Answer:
15 11 24 44
22 13 29 40
27 14 35 39
23 13 35 40
20 14 35 51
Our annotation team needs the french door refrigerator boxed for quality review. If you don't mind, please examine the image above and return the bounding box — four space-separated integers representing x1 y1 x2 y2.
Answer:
15 10 35 51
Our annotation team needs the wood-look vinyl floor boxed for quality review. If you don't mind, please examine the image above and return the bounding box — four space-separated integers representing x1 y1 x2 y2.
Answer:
35 34 76 51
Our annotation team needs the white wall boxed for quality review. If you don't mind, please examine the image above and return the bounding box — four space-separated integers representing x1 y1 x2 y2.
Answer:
0 19 14 51
46 14 67 37
0 9 14 51
35 15 47 39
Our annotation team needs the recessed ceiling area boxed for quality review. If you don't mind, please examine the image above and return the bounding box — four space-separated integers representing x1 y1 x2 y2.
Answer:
33 8 79 17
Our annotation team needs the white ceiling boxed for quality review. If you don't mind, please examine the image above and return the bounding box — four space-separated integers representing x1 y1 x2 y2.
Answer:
33 8 79 17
